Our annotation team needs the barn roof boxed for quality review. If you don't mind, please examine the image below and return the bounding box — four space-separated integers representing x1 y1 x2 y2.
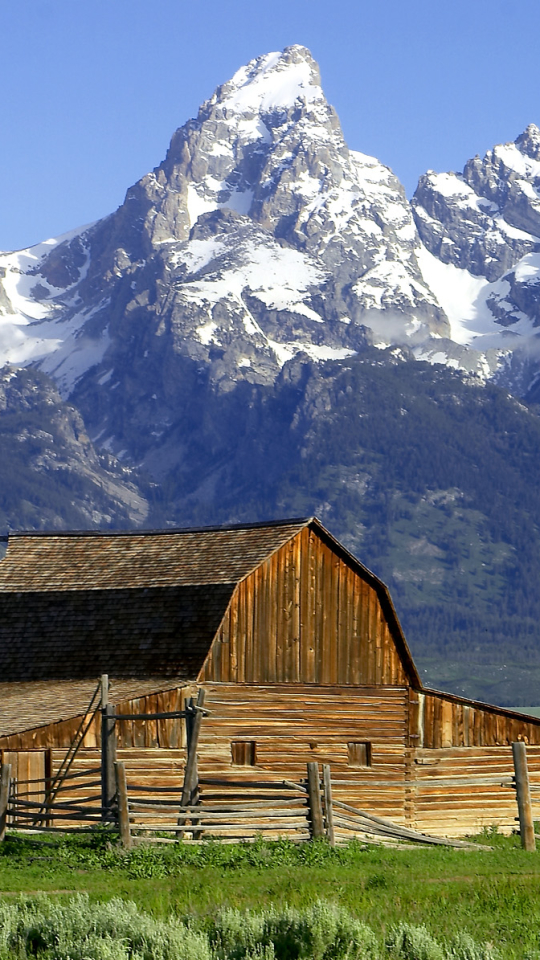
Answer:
0 678 185 739
0 519 309 683
0 516 420 688
0 519 308 591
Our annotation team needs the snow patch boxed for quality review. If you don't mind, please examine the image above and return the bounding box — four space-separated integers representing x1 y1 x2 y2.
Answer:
196 320 218 345
515 252 540 282
0 224 108 395
224 50 322 115
417 245 538 349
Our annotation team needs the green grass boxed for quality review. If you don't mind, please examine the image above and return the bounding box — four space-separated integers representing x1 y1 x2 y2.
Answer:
1 832 540 958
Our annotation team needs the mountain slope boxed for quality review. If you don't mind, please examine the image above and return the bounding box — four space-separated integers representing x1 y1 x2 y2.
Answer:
0 367 148 531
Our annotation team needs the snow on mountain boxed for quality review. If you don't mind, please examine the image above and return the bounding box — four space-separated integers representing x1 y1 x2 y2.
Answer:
0 43 449 419
410 125 540 385
0 223 112 395
2 46 540 419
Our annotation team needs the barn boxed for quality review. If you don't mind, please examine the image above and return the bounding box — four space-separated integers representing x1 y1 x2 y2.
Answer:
0 516 539 839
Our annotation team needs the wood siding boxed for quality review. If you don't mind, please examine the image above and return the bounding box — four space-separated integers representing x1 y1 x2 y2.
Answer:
409 691 540 748
408 746 540 837
0 688 186 752
6 684 540 837
198 683 409 821
200 527 408 686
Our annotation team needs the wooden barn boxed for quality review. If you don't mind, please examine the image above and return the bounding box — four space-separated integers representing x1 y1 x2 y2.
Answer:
0 516 539 839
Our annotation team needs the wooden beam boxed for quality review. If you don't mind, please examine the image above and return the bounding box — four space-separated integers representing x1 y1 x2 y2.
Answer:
322 764 335 847
115 762 131 850
181 689 205 807
512 741 536 851
178 689 206 837
101 703 117 821
107 712 191 721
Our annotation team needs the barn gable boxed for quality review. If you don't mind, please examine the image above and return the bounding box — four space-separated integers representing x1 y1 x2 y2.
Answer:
199 520 420 686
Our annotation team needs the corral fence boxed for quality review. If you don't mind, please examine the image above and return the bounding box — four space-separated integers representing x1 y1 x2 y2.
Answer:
0 756 513 851
0 675 535 850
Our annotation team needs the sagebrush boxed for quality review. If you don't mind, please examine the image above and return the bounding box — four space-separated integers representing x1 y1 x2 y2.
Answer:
0 895 500 960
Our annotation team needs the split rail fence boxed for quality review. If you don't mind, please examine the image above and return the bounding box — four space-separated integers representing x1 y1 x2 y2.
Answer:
0 676 535 849
0 758 489 850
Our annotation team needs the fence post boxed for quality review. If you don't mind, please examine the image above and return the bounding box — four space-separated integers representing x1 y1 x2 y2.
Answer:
181 688 205 807
307 762 324 839
322 764 335 847
178 689 205 838
101 674 117 822
512 741 536 851
0 764 11 841
44 748 53 829
115 761 131 849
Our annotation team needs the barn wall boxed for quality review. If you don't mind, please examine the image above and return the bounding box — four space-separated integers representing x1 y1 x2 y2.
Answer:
408 746 540 837
198 683 410 821
409 691 540 748
200 527 408 686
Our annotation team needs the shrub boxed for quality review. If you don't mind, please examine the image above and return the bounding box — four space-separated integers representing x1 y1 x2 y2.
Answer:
0 895 500 960
209 902 379 960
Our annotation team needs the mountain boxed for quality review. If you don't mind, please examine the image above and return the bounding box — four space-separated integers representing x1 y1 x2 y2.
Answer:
412 123 540 392
2 45 540 704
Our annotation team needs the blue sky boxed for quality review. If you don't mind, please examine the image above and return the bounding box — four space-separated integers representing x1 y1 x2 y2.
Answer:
2 0 539 251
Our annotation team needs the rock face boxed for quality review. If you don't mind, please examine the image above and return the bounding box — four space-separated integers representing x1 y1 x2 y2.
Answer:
3 46 540 427
0 47 445 408
413 124 540 282
412 125 540 387
0 367 148 531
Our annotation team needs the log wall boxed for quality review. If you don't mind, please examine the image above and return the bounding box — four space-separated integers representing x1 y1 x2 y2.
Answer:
0 687 186 751
198 683 410 822
408 746 540 837
200 527 407 686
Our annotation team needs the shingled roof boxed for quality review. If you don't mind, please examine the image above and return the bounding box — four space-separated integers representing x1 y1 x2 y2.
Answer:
0 519 308 591
0 678 185 739
0 519 308 682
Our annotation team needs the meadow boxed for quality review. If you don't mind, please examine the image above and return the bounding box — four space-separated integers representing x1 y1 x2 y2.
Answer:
0 832 539 959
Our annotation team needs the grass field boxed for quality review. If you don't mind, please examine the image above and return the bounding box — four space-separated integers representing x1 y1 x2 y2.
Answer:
1 831 540 958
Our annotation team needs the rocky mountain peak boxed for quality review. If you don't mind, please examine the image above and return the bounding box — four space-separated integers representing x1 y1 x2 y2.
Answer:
515 123 540 161
412 125 540 283
209 44 324 118
0 45 453 418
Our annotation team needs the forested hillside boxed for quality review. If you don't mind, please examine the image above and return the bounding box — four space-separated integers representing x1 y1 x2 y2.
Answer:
141 349 540 705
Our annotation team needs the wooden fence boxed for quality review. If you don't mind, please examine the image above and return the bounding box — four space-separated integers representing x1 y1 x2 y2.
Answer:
0 674 532 849
0 759 502 850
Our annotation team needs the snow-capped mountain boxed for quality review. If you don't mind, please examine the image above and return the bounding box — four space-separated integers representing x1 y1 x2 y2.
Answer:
4 45 540 703
412 124 540 387
0 47 445 407
3 46 540 420
3 45 540 413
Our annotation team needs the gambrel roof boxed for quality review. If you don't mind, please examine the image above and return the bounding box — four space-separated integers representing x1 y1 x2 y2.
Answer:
0 519 307 682
0 517 418 686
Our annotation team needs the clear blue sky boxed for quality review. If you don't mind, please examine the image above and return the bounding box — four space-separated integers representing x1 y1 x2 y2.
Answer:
2 0 539 251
